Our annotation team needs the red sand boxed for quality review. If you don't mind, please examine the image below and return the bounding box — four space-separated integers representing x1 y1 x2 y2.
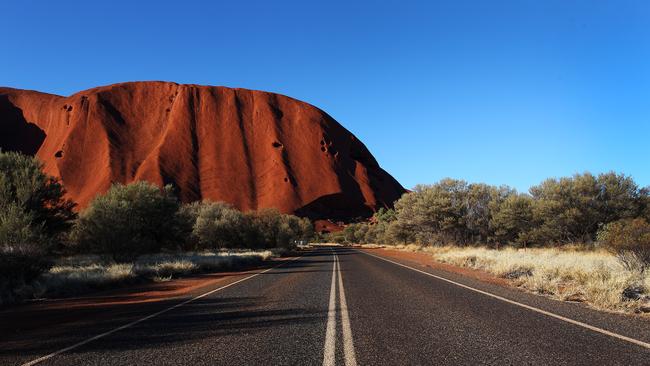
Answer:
0 82 404 220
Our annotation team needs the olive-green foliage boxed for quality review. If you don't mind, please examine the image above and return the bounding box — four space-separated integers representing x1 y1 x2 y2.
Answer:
0 206 53 304
598 218 650 272
179 201 246 249
489 193 533 247
72 182 182 262
389 179 512 245
0 204 47 248
337 223 367 244
373 207 397 223
328 172 647 249
0 151 76 304
325 208 397 244
641 187 650 221
181 203 314 250
248 208 313 249
0 243 52 305
0 151 76 246
527 172 642 244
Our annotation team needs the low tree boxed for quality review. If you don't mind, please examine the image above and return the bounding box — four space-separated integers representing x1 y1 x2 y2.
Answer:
72 182 182 262
641 187 650 222
489 193 533 247
392 180 467 245
598 218 650 273
528 172 643 245
0 151 76 245
373 207 397 223
0 151 76 303
248 208 309 248
181 201 314 249
181 201 246 249
297 216 315 243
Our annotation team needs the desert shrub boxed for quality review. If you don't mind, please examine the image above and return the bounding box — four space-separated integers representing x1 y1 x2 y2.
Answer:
388 180 513 245
373 207 397 223
489 193 534 247
598 218 650 273
0 151 75 304
0 207 51 301
0 243 52 305
0 204 48 247
248 208 313 248
339 223 367 244
527 172 642 245
362 222 383 244
0 151 76 241
370 172 647 248
72 182 182 262
181 202 314 249
180 201 247 249
641 187 650 221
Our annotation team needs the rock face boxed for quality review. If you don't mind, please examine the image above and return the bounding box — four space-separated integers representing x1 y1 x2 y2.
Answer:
0 82 404 220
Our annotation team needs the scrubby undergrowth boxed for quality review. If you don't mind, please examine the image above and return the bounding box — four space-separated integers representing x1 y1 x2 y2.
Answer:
8 250 278 303
376 244 650 315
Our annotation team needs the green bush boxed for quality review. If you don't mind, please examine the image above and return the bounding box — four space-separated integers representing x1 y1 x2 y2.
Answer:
0 151 75 304
489 193 534 247
180 201 247 249
598 218 650 272
0 244 52 305
0 151 76 246
324 172 648 249
247 208 313 248
72 182 183 262
0 204 47 247
528 172 642 245
642 187 650 221
181 202 314 250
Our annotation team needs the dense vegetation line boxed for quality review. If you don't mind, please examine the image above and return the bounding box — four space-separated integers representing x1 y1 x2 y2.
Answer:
329 175 650 269
0 151 314 305
328 176 650 314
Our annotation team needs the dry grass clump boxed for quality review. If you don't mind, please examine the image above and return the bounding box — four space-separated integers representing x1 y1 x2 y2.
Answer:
38 263 136 296
386 244 649 314
32 250 275 298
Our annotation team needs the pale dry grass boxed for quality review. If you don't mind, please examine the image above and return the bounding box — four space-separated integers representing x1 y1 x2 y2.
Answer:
379 244 649 314
34 250 275 298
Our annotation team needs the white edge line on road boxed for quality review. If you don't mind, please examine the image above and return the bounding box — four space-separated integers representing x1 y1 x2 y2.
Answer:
21 255 305 366
358 249 650 350
322 251 337 366
336 254 358 366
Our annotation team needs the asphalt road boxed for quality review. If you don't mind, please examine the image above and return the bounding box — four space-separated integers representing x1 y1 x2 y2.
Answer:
1 246 649 365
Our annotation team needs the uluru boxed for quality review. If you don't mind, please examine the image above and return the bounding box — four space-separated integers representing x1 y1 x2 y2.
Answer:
0 81 405 222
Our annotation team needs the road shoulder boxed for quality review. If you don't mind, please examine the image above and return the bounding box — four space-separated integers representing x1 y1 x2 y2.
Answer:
358 247 650 345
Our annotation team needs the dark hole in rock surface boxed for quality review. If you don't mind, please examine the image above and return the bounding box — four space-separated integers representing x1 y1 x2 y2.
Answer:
55 150 63 158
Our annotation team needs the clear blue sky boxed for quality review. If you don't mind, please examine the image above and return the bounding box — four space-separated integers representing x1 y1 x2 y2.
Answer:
2 0 648 192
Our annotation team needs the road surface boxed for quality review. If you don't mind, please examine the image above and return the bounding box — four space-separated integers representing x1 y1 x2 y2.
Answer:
1 246 649 365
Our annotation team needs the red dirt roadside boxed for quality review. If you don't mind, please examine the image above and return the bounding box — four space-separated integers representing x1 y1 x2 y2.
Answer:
0 257 293 341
